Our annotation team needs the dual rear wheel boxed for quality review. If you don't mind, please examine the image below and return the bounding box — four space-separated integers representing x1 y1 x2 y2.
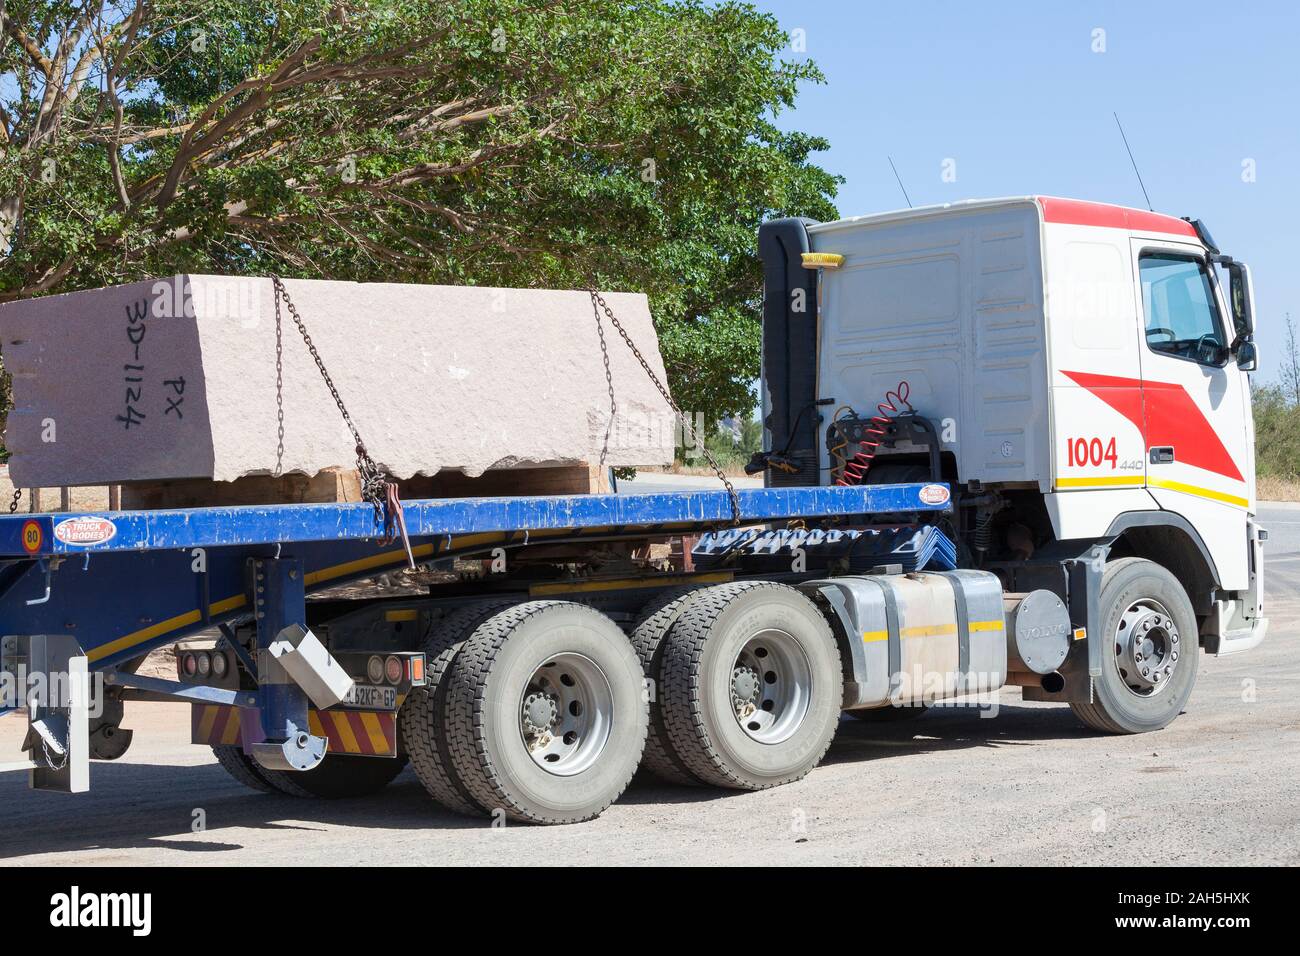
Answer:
398 582 842 823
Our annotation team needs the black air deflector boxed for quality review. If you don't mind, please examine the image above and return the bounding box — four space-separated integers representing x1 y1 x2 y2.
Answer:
758 218 821 486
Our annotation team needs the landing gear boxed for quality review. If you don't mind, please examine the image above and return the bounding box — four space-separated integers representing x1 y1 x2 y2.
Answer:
1072 558 1199 734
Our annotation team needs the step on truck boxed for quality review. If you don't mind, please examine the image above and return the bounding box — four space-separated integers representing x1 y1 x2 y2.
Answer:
0 196 1268 824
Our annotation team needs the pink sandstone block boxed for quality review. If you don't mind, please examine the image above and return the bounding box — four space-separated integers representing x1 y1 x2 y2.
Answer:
0 276 676 488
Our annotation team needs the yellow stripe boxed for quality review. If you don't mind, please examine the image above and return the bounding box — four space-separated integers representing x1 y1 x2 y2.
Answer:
89 595 245 662
901 623 957 638
221 711 241 745
1057 475 1248 509
359 712 390 754
90 524 650 663
303 543 438 587
308 711 325 736
1055 476 1143 489
864 620 1002 643
197 705 219 743
531 571 733 596
385 609 419 622
331 711 361 753
1148 477 1248 509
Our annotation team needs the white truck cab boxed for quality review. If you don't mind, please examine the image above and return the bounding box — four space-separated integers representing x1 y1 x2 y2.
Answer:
758 196 1266 732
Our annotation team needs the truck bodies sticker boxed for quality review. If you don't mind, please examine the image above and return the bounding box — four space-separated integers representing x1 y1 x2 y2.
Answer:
918 484 950 506
53 516 118 547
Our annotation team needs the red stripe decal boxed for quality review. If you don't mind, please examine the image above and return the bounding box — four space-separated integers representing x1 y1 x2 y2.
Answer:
1061 371 1242 482
346 711 372 754
1038 197 1198 239
381 714 396 754
211 705 231 745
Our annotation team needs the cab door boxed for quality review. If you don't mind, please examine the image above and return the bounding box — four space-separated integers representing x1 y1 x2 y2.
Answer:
1129 238 1252 590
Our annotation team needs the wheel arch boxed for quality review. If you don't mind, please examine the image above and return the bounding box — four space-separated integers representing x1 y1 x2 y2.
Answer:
1105 512 1220 618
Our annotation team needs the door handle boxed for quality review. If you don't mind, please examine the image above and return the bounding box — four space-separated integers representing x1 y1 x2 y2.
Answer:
1149 446 1175 464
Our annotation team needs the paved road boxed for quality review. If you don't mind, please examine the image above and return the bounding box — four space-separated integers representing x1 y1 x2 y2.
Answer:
1 504 1295 866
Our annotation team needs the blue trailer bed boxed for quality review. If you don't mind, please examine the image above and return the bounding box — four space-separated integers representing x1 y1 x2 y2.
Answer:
0 483 950 670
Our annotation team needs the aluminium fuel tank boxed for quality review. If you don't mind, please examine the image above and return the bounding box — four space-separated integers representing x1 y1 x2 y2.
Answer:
803 570 1008 708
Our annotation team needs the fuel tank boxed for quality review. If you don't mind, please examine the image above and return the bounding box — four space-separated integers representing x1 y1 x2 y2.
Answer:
803 570 1008 708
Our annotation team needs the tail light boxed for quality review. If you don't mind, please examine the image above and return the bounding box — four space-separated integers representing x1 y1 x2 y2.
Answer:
384 655 402 685
182 653 198 678
195 652 212 678
367 655 385 684
211 652 228 678
408 654 425 684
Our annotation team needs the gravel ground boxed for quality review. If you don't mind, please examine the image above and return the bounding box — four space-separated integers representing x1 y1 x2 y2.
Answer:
0 505 1295 867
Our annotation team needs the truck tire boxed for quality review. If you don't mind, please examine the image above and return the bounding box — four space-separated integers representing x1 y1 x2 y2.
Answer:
211 744 276 793
1071 557 1199 734
630 587 707 786
444 601 649 824
261 754 408 799
658 581 843 790
401 600 518 816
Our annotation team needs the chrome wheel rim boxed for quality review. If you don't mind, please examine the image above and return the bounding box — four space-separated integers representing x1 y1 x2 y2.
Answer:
518 653 613 776
729 629 812 744
1113 598 1180 697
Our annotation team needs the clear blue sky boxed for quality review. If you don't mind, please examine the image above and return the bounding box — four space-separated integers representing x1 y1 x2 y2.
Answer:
755 0 1299 383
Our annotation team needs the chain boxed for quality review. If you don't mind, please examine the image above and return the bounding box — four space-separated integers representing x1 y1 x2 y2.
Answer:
8 488 20 514
271 276 414 565
588 289 741 525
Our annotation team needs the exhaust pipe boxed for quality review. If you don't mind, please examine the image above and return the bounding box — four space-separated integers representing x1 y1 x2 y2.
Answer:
1006 670 1065 693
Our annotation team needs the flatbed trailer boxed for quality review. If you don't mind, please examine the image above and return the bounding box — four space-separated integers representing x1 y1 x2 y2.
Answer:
4 481 1019 822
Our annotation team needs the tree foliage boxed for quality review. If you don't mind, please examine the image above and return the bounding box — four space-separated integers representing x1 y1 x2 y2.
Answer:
0 0 840 440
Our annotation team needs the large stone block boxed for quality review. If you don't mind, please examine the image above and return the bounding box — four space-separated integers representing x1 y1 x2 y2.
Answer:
0 276 676 489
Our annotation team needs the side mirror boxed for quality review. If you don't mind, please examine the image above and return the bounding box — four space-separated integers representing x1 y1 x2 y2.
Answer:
1226 261 1255 338
1236 338 1258 372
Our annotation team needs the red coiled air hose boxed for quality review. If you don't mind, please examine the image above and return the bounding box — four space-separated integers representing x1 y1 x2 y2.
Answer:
835 381 913 486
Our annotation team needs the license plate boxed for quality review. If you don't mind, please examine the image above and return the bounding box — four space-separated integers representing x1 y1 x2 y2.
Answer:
342 683 397 710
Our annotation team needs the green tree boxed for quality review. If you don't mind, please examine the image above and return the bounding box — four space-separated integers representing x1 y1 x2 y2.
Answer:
0 0 839 446
1252 383 1300 478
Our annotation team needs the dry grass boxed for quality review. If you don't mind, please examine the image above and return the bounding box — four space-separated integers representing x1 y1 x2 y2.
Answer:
1257 475 1300 502
640 463 752 478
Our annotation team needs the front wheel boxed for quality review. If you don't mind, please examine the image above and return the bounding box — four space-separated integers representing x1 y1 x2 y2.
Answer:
1071 558 1199 734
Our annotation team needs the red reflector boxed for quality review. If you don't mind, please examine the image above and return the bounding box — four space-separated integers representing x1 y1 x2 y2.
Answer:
409 655 425 683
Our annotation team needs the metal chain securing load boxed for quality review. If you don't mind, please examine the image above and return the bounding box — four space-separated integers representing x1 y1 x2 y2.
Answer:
271 275 415 568
588 288 741 526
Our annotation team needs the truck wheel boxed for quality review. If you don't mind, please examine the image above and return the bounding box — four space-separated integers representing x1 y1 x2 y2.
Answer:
261 754 408 798
1071 557 1199 734
658 581 843 790
630 588 707 786
401 600 518 816
445 601 649 824
211 744 275 793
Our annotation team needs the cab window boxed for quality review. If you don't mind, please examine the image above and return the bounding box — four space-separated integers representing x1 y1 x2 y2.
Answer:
1138 253 1227 366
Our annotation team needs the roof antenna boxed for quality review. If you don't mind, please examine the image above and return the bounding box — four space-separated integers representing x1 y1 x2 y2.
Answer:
1113 112 1153 211
887 156 913 208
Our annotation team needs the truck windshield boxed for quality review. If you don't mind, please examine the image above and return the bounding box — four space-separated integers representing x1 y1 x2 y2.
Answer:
1138 253 1228 366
